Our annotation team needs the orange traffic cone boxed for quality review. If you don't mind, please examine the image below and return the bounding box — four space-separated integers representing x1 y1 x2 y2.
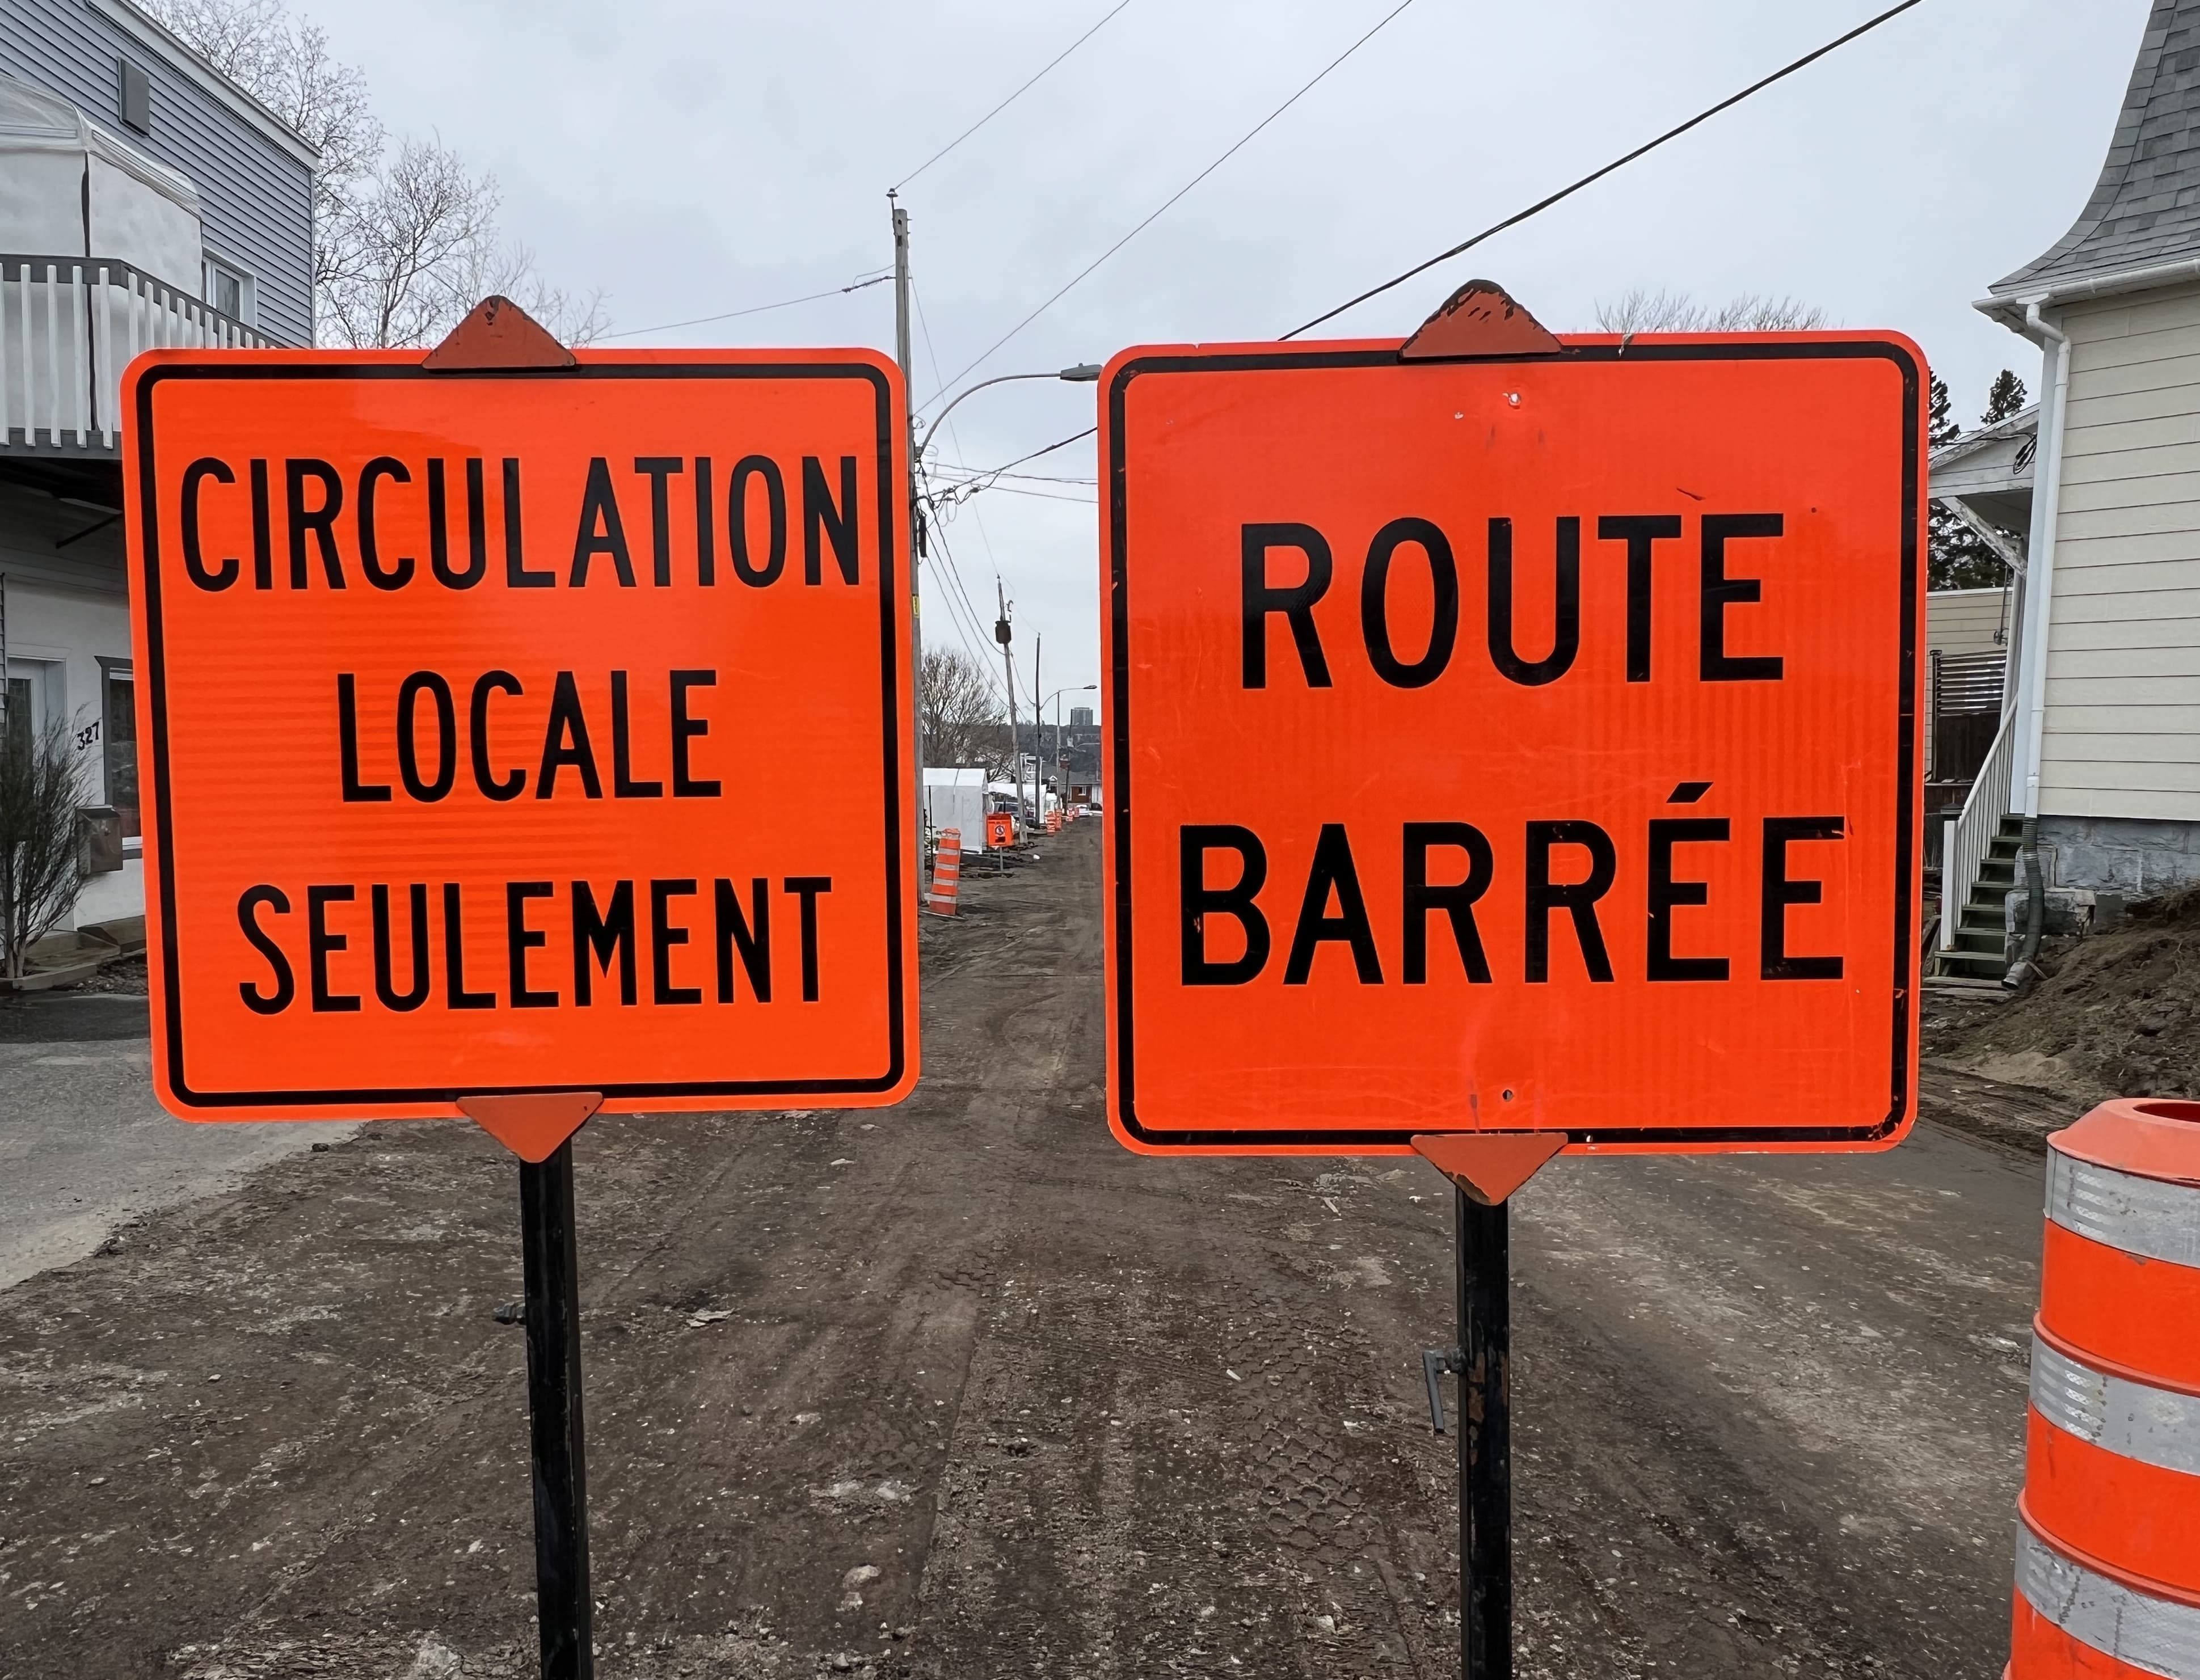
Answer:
928 830 962 917
2008 1098 2200 1677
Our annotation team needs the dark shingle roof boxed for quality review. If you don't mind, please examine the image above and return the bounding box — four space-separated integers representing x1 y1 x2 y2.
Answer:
1992 0 2200 296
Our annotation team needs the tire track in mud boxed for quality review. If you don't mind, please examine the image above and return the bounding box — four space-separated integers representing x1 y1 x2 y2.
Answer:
0 824 2041 1678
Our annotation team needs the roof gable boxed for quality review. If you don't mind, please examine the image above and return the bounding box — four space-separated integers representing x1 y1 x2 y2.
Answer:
1992 0 2200 297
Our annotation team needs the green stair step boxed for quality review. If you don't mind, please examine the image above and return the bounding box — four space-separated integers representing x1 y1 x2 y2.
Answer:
1938 951 2009 976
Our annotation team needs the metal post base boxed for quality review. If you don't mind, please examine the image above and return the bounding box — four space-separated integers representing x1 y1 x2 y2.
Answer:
1457 1187 1511 1679
520 1141 592 1679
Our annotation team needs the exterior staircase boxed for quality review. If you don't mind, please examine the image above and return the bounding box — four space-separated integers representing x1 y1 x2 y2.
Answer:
1936 815 2024 980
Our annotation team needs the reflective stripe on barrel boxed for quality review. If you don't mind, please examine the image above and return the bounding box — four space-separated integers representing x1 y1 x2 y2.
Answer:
928 830 962 917
2047 1150 2200 1269
2012 1522 2200 1680
2026 1331 2200 1592
2013 1100 2200 1678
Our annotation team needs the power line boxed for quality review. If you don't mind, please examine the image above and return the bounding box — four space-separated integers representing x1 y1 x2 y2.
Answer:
894 0 1133 192
1283 0 1928 339
909 276 1017 690
904 276 1013 694
599 273 890 341
941 480 1099 508
906 279 1025 690
989 427 1097 475
933 465 1097 486
921 478 1015 694
920 0 1419 413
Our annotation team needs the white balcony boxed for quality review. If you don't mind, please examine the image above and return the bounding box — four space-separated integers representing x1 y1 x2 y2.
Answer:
1 255 275 458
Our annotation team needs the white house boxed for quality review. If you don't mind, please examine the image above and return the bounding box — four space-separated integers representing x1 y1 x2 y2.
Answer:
1 2 315 945
1935 0 2200 977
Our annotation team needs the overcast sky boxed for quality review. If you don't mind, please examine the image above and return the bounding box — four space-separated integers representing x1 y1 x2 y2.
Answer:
306 0 2152 707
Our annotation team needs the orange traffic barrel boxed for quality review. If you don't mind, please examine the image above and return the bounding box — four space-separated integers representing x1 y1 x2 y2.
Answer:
2008 1098 2200 1678
928 829 962 917
1047 809 1062 834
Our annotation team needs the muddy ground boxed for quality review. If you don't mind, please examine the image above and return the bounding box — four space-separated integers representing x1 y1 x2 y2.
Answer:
1927 886 2200 1101
2 820 2052 1678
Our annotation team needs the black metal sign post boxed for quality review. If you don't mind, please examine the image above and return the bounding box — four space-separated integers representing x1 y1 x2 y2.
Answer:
1456 1188 1511 1679
1416 1132 1557 1680
460 1087 605 1680
519 1141 593 1680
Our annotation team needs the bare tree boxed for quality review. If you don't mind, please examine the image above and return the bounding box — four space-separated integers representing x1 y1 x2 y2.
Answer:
0 717 91 982
315 137 498 348
1594 289 1828 335
138 0 606 347
452 235 611 349
920 646 1009 775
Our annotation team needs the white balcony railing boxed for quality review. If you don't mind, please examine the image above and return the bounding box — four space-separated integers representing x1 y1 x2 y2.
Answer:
1 255 275 455
1940 704 2020 952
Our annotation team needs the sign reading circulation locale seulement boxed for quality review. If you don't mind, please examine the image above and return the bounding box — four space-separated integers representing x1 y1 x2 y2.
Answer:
124 348 916 1119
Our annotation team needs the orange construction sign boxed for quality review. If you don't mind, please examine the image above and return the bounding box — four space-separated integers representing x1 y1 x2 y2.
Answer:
124 346 916 1120
1101 331 1924 1155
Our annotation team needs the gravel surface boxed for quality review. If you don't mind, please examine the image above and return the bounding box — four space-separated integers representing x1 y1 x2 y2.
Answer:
0 821 2040 1677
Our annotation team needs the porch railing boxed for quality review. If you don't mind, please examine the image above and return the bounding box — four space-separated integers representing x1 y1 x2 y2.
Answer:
1940 703 2020 951
0 255 275 454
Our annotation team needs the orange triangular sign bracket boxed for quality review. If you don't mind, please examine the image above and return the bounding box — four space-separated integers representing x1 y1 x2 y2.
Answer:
1399 279 1565 361
1411 1132 1566 1205
458 1091 604 1162
422 295 576 371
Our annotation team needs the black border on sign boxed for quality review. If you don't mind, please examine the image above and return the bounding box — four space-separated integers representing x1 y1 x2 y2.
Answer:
134 359 908 1108
1105 340 1921 1150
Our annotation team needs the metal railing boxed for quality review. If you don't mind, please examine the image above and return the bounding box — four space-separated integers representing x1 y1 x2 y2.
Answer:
1940 703 2019 951
0 255 275 454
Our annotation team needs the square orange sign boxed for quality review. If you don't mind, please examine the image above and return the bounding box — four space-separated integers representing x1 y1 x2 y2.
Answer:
1102 335 1924 1155
125 348 915 1119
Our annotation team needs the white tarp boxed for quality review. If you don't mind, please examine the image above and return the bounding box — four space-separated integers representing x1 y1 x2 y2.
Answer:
924 766 989 851
0 72 203 293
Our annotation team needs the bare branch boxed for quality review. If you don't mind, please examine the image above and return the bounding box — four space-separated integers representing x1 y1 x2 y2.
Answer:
920 647 1011 778
1593 288 1828 334
0 716 93 980
138 0 608 348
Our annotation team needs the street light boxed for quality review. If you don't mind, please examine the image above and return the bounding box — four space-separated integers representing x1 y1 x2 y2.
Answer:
1040 683 1098 812
917 364 1101 465
913 366 1097 839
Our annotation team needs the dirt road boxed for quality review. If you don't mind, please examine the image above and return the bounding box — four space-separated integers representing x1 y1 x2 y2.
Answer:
0 820 2045 1678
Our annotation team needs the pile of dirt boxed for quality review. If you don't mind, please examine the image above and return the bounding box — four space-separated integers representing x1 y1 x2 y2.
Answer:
1931 885 2200 1100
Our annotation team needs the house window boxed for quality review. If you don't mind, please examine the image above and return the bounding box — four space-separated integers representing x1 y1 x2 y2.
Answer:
2 675 32 758
99 660 138 841
3 659 57 754
204 256 253 324
118 58 152 134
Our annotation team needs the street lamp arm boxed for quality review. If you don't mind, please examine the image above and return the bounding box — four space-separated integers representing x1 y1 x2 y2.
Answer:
918 365 1101 464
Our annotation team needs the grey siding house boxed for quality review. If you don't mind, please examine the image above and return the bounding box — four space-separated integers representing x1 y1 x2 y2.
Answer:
0 0 315 340
1936 0 2200 976
1 0 315 950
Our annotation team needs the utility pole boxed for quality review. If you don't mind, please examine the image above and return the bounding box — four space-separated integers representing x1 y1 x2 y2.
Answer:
995 580 1020 848
1030 634 1043 830
891 192 922 881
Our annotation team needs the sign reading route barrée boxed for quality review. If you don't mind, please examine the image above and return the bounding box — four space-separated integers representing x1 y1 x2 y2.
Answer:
124 348 916 1120
1102 332 1925 1155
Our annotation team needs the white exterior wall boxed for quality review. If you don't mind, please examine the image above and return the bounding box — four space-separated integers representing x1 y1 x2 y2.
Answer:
2040 281 2200 821
1927 586 2011 658
2 484 140 930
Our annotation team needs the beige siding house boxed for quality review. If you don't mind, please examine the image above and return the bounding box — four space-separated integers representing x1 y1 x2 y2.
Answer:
2042 286 2200 823
1935 0 2200 976
1928 586 2014 659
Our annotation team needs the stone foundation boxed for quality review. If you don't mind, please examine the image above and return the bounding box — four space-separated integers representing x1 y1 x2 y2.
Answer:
2038 814 2200 899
